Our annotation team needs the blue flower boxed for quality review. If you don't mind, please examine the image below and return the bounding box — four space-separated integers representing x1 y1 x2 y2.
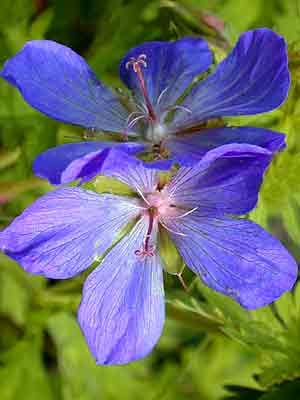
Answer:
0 144 297 364
1 29 289 184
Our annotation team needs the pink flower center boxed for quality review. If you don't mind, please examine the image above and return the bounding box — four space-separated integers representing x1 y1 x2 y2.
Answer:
145 190 177 218
134 190 178 260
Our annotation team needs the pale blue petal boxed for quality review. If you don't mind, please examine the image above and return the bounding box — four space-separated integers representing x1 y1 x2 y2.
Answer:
0 188 140 278
78 216 165 364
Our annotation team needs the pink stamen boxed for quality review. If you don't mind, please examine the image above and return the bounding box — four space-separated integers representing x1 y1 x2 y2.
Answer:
123 110 152 136
126 115 148 131
159 219 187 237
156 86 169 106
126 111 144 124
174 207 198 219
134 185 151 206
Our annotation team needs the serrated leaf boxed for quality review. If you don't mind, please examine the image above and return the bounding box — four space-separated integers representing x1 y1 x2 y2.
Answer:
166 297 224 333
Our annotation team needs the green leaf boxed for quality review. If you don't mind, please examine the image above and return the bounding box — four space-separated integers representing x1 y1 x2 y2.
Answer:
175 281 300 388
180 336 259 399
0 253 45 326
0 337 54 400
260 381 300 400
0 148 21 170
46 312 159 400
226 386 264 400
166 297 224 333
29 9 54 40
47 312 104 400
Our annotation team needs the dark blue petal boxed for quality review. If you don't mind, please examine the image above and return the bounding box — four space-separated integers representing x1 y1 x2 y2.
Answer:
78 216 165 365
143 159 174 170
1 40 130 132
165 126 285 166
62 145 146 184
170 29 290 131
165 143 272 215
33 141 145 184
33 142 109 184
0 188 140 279
163 214 297 309
119 37 212 112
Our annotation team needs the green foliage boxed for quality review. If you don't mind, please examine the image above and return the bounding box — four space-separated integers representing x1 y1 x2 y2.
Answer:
0 336 53 400
1 0 300 399
249 80 300 256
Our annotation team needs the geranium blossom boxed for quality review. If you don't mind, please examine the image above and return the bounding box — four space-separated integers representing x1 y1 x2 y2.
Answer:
0 144 297 364
1 29 289 184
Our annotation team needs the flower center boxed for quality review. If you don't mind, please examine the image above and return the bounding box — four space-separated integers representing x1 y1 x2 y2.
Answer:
135 190 176 259
124 54 193 146
134 190 198 259
145 191 176 217
145 122 167 144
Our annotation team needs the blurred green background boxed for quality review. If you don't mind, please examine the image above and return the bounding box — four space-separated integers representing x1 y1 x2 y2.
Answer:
1 0 300 399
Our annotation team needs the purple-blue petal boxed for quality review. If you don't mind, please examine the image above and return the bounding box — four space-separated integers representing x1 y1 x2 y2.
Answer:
60 142 146 184
78 217 165 365
1 40 130 132
163 214 297 309
143 159 174 171
170 29 290 131
33 141 145 184
119 37 212 112
0 188 139 279
33 142 109 184
106 159 161 193
165 126 285 166
165 144 272 215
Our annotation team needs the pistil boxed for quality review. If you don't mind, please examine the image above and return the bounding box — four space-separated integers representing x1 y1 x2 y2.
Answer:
135 210 156 258
144 208 156 253
125 54 157 122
